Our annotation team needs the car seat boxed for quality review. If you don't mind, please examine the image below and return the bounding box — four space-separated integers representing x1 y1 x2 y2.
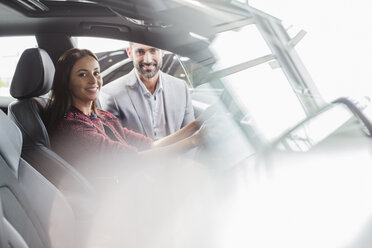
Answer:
0 109 76 247
7 48 96 223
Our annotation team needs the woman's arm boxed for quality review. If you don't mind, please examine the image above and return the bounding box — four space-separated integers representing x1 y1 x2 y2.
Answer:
151 103 218 149
152 101 220 148
151 119 200 148
139 127 203 158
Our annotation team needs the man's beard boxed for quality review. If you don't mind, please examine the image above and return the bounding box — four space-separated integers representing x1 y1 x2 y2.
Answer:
136 61 162 79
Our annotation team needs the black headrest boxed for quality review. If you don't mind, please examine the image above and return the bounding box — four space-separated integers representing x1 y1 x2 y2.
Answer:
8 98 50 148
10 48 55 99
0 109 22 177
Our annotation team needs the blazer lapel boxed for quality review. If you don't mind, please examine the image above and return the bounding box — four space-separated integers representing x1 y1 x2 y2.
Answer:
161 72 175 135
126 70 154 138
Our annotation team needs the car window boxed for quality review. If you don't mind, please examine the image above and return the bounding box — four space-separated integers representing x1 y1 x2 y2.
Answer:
0 36 37 97
74 36 127 53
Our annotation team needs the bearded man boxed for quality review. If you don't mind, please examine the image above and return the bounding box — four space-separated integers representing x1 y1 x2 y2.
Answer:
100 42 194 139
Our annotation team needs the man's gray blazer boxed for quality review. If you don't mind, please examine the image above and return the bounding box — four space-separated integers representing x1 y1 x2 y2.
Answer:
100 69 194 139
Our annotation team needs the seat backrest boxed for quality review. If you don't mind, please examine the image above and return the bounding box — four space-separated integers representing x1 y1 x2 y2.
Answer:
0 109 76 247
7 48 96 221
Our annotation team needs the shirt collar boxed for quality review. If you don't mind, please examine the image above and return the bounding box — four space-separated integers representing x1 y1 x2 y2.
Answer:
135 69 163 97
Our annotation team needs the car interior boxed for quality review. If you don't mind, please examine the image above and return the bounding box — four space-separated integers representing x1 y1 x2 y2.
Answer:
4 0 370 247
0 1 231 247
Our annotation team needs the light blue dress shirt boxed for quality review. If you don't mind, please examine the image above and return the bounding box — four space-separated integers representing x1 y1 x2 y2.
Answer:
135 71 167 139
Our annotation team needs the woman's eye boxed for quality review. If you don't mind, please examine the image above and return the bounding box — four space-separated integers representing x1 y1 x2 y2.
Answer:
94 71 100 76
78 73 87 77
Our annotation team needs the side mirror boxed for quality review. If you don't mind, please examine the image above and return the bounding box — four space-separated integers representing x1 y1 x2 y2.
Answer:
274 97 372 152
333 97 372 135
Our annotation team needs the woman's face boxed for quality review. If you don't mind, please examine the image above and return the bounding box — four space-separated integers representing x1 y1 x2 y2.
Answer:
69 55 102 106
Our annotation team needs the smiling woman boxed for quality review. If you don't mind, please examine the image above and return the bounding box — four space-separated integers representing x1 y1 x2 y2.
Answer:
43 48 150 179
43 48 102 132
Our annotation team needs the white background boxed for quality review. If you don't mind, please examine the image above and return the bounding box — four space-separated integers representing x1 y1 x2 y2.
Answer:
250 0 372 102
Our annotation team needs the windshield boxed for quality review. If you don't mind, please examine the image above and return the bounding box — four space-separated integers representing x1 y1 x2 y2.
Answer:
183 21 311 145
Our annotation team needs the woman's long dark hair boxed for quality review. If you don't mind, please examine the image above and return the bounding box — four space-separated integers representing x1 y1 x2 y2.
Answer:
43 48 99 133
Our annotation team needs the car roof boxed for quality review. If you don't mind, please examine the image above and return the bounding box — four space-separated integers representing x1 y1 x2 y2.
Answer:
0 0 253 64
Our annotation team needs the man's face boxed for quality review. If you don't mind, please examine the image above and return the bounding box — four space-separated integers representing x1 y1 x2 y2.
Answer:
128 43 164 79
